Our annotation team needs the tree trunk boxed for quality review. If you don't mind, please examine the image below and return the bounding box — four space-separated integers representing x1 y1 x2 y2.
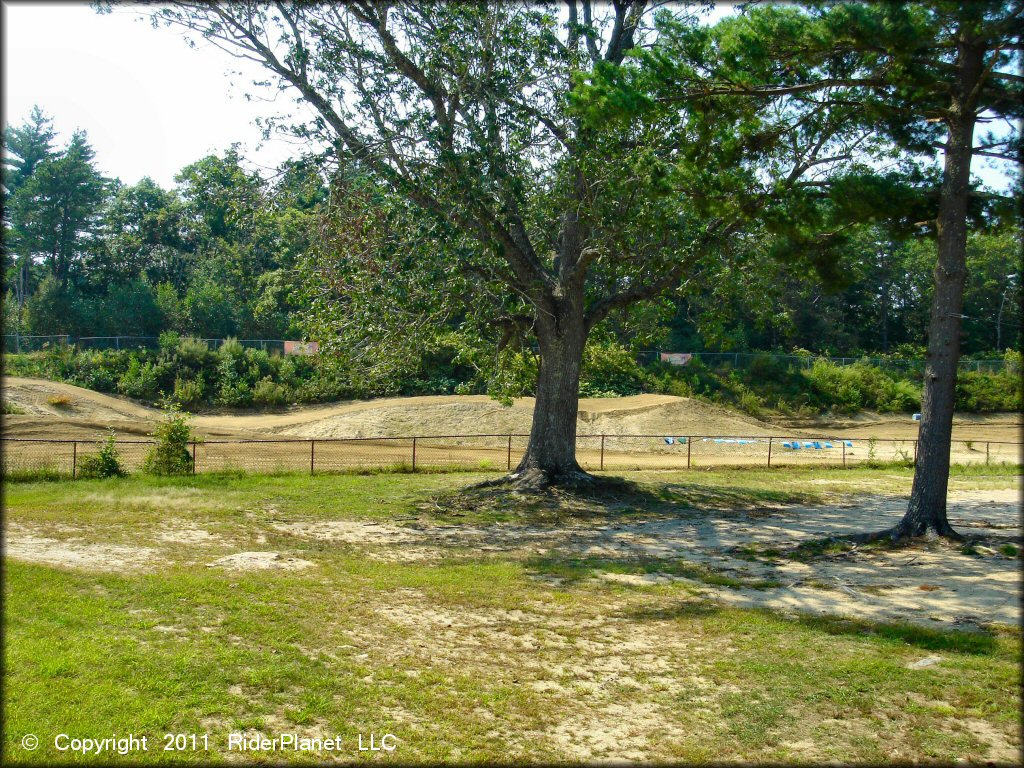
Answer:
893 36 984 540
880 267 890 354
511 293 590 490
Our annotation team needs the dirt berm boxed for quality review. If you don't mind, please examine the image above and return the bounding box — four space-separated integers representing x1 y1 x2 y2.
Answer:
2 376 1021 443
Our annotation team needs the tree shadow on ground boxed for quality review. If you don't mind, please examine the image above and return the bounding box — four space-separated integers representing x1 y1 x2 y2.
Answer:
525 554 782 590
748 531 1023 563
620 599 1007 656
792 613 1007 655
416 475 820 524
622 599 724 621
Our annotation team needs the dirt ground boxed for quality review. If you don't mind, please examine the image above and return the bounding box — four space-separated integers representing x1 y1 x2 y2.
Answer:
270 485 1022 631
4 483 1020 633
5 476 1021 764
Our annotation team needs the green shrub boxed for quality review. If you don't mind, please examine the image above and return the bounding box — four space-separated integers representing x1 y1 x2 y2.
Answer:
158 331 181 354
143 405 194 475
1004 348 1021 375
805 359 862 412
77 365 117 392
803 359 921 414
736 388 766 419
956 369 1022 411
7 335 1019 416
214 351 254 407
253 377 289 407
581 342 647 396
244 348 274 380
175 337 214 369
219 336 244 358
78 429 127 479
117 357 162 400
294 376 351 403
173 375 205 408
406 375 459 395
877 378 921 413
748 352 790 380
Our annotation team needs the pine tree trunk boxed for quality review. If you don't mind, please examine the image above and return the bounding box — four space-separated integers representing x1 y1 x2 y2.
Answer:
893 36 984 540
510 295 590 490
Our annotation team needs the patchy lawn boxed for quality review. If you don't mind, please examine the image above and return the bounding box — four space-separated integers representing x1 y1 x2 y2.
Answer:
3 467 1021 763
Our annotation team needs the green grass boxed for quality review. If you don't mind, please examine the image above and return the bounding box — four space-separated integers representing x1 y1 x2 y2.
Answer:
3 469 1021 763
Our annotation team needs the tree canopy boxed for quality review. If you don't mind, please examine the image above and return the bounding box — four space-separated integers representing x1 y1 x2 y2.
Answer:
143 1 947 486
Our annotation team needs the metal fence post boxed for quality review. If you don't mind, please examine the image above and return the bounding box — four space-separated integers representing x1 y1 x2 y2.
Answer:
411 437 417 472
192 440 197 473
311 439 316 475
72 441 77 479
507 435 512 471
842 440 846 468
600 434 605 471
687 437 692 469
986 442 990 465
767 437 772 467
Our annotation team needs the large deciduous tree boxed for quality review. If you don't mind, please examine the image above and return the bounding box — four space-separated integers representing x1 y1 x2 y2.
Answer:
143 2 885 488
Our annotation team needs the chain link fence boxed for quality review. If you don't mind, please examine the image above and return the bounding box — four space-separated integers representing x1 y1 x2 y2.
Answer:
634 350 1010 373
3 434 1019 478
2 335 289 354
4 335 1011 372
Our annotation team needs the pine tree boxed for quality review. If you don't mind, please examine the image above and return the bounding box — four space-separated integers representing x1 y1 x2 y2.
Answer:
3 106 58 339
2 105 56 195
8 129 109 286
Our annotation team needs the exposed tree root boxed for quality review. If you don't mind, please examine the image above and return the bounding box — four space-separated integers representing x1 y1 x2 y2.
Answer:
849 523 964 545
435 472 671 522
476 465 599 493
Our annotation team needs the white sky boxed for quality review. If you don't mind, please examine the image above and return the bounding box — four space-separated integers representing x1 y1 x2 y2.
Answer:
2 1 1015 191
2 1 309 187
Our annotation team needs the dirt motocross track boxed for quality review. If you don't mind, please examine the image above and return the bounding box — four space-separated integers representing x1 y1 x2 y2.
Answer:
2 376 1021 472
3 375 1021 440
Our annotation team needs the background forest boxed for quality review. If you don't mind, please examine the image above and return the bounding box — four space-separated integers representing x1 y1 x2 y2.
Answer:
2 107 1021 414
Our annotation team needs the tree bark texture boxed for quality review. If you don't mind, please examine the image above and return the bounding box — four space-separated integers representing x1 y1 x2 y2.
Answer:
897 36 985 539
511 288 590 488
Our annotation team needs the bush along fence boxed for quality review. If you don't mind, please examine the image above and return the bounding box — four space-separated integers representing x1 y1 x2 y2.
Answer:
3 334 1012 373
3 434 1020 478
634 350 1012 373
2 334 290 355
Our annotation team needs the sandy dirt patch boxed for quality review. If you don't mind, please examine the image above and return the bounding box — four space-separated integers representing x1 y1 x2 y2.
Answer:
957 717 1021 763
369 589 699 762
270 519 444 562
206 551 315 571
3 528 160 572
156 522 225 546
